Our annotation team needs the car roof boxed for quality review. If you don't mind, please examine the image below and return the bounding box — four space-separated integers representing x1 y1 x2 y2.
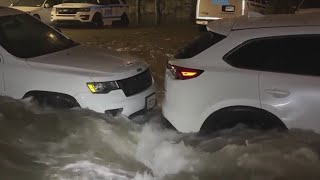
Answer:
0 6 24 17
207 13 320 36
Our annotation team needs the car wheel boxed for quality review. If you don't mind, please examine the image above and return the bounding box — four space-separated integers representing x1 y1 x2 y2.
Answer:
198 25 207 32
200 106 287 135
92 13 104 28
24 91 80 109
120 13 129 27
33 14 41 20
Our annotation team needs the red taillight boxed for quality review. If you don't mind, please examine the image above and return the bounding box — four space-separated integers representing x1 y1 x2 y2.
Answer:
167 64 204 80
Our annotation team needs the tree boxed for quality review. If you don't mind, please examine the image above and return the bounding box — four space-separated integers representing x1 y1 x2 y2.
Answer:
154 0 161 25
136 0 142 25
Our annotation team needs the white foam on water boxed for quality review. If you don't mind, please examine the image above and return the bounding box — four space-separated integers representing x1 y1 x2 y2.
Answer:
53 160 131 180
135 123 202 177
1 97 320 180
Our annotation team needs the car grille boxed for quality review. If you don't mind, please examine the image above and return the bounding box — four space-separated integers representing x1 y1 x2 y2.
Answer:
56 8 79 14
117 69 153 97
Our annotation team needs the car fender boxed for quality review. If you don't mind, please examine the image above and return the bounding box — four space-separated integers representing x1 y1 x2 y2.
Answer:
199 99 262 130
3 60 92 101
89 8 101 19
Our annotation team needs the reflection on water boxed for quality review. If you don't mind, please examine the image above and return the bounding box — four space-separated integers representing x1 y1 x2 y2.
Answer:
0 96 320 180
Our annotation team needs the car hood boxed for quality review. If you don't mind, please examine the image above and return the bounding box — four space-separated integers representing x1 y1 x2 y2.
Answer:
11 6 41 13
26 45 148 80
54 3 97 8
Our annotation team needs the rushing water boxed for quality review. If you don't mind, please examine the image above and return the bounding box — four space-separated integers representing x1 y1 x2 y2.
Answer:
0 96 320 180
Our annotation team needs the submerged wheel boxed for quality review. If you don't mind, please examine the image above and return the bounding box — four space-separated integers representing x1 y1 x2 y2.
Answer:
92 13 104 28
23 91 80 109
200 106 287 135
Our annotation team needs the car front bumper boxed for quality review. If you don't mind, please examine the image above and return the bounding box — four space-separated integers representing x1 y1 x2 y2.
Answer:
51 13 93 24
74 84 156 117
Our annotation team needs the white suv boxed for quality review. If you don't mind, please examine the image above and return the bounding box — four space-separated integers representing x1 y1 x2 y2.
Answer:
51 0 129 27
10 0 63 24
0 7 155 117
162 13 320 134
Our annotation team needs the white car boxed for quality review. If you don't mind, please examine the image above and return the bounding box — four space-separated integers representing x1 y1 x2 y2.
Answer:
51 0 129 27
10 0 62 24
162 13 320 134
0 7 156 117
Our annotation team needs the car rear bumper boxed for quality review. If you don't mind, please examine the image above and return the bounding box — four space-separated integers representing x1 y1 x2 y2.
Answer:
161 74 206 133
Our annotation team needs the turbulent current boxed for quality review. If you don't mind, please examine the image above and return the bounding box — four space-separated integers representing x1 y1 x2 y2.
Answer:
0 96 320 180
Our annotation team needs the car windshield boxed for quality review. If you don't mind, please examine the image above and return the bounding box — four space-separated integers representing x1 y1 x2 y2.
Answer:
0 14 79 58
300 0 320 8
13 0 45 7
62 0 98 3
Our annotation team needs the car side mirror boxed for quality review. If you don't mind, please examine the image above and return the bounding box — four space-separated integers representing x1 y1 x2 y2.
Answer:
44 3 50 8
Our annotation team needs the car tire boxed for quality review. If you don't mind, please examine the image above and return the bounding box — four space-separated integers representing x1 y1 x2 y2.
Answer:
112 13 129 27
120 13 129 27
92 13 104 28
200 106 287 135
23 91 80 109
33 14 41 20
198 25 207 32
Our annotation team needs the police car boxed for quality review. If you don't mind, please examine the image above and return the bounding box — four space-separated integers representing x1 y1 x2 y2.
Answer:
51 0 129 27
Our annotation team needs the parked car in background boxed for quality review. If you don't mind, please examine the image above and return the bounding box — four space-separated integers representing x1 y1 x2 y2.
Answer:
294 0 320 14
51 0 129 28
196 0 272 28
163 13 320 134
0 7 156 117
10 0 62 24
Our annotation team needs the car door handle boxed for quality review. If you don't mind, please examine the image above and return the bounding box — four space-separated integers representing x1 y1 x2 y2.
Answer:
264 89 290 98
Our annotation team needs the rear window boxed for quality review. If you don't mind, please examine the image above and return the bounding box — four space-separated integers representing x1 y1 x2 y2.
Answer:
174 32 226 59
300 0 320 9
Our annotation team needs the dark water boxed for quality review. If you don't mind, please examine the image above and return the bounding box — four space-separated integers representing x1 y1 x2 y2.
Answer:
0 96 320 180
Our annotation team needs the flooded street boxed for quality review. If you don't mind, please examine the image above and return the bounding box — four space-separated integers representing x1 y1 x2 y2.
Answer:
1 97 320 180
61 24 201 102
0 25 319 180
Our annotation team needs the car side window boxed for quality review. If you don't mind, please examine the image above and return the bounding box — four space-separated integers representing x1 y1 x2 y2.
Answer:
224 35 320 76
55 0 63 5
110 0 119 4
46 0 56 7
99 0 111 5
300 0 320 9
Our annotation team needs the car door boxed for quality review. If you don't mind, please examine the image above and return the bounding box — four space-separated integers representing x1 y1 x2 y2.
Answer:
100 0 113 19
119 0 127 15
255 35 320 133
39 0 61 24
110 0 121 18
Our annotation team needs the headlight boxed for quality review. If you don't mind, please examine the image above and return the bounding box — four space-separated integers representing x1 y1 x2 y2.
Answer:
78 8 91 12
87 81 119 94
